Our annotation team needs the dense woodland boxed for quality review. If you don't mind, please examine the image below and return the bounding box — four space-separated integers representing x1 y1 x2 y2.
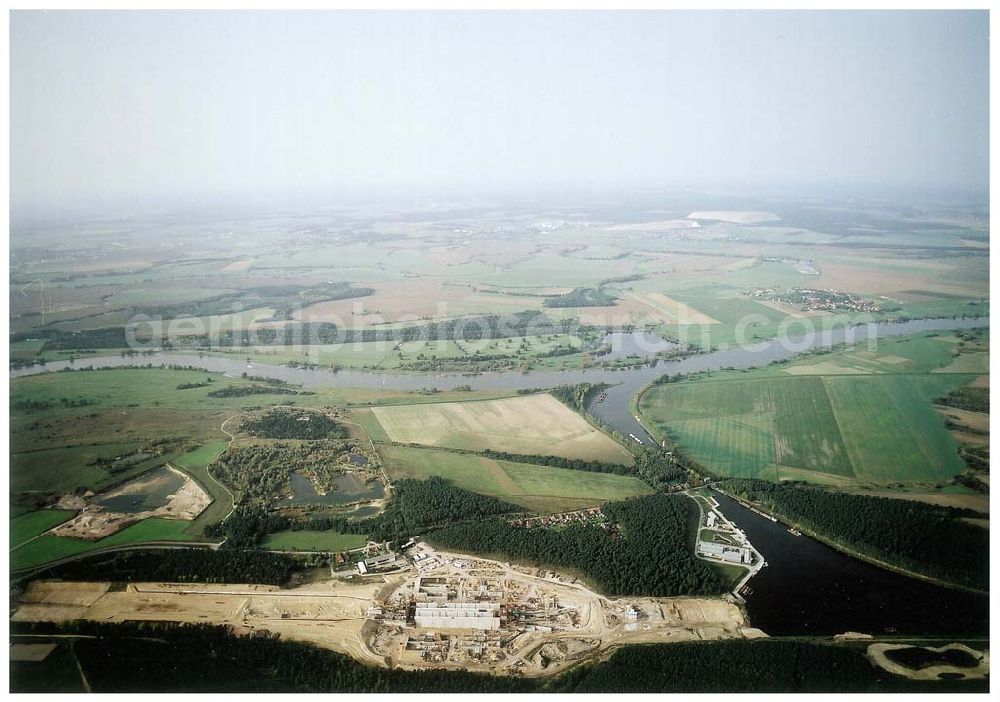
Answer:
631 449 688 486
206 385 309 398
19 548 298 587
207 477 520 549
241 409 346 440
14 622 977 693
212 443 361 504
936 386 989 413
361 477 521 540
543 287 616 307
265 477 522 542
549 382 607 410
722 479 989 590
557 640 984 693
427 493 725 597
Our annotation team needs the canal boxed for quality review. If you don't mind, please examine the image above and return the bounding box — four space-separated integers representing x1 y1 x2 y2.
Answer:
711 492 989 637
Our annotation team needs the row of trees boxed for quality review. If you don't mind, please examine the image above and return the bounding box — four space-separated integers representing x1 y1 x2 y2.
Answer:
206 385 308 398
723 479 989 590
427 493 725 597
480 449 635 476
936 386 989 413
23 548 297 587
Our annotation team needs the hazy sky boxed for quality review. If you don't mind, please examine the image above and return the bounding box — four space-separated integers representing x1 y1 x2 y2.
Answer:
11 10 989 211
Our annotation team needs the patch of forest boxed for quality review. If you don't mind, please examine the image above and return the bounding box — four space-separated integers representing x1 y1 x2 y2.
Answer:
722 479 989 591
212 443 364 504
549 382 607 410
263 477 521 542
12 622 983 693
559 640 986 693
206 385 310 398
426 493 725 597
241 409 346 440
17 548 298 587
936 386 989 413
543 287 616 308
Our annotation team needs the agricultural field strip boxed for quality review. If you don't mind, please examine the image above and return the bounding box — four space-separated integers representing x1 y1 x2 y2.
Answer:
641 370 971 482
369 394 634 465
378 444 649 510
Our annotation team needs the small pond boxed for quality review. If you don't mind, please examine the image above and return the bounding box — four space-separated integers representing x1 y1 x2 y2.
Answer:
277 471 385 507
95 466 185 514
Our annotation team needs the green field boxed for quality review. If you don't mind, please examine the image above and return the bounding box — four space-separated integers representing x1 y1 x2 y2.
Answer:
260 531 367 552
10 367 520 501
10 518 201 571
171 442 232 536
381 444 651 513
10 510 75 549
201 333 583 371
639 333 979 484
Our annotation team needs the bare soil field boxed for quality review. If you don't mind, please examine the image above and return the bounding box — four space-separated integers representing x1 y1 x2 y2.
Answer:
9 643 57 662
814 259 982 298
605 219 699 231
865 491 989 515
369 394 634 464
687 211 780 224
292 281 542 326
12 544 748 678
51 466 212 540
935 406 989 434
626 292 720 325
220 259 254 273
754 298 831 319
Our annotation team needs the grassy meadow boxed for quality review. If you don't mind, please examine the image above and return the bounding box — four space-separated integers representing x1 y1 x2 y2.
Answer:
380 444 650 513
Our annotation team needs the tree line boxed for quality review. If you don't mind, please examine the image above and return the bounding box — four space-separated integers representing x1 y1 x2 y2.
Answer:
18 311 583 350
480 449 635 476
12 621 984 693
19 548 297 587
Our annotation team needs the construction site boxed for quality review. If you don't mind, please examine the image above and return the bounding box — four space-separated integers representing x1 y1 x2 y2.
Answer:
11 542 761 677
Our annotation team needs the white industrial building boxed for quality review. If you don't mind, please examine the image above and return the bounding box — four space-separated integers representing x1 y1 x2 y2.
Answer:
698 541 751 564
414 602 501 630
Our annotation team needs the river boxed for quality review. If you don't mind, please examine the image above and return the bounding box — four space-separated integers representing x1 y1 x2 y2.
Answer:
10 315 990 637
11 317 988 444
